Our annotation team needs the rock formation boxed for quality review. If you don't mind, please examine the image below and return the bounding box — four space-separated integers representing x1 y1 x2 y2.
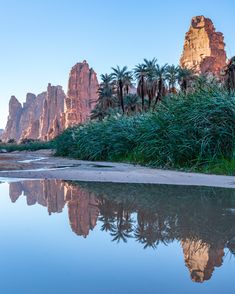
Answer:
39 83 65 141
2 60 98 142
62 60 98 129
2 96 23 142
0 129 4 140
2 92 45 142
181 239 224 283
2 86 65 142
180 16 227 75
8 180 100 239
19 92 45 141
65 184 100 237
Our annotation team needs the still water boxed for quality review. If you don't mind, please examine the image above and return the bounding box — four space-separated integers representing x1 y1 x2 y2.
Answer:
0 179 234 293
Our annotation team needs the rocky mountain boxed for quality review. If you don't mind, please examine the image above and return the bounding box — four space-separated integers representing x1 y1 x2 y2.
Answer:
2 96 23 142
19 92 46 141
2 61 98 142
65 183 99 237
181 239 224 283
62 60 98 129
9 180 99 237
39 83 65 141
0 129 4 139
180 15 227 75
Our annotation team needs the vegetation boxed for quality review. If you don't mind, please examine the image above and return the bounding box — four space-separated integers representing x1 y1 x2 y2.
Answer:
55 56 235 173
0 139 54 152
73 181 235 255
7 56 231 175
55 83 235 171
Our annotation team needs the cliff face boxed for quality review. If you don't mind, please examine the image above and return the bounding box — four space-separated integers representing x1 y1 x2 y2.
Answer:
3 60 98 142
39 83 65 141
2 96 23 142
64 184 99 237
63 60 98 129
9 180 99 238
180 16 227 75
20 92 45 141
2 86 65 142
181 239 224 283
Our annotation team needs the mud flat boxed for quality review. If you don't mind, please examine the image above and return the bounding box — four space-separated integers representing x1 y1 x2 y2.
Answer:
0 150 235 188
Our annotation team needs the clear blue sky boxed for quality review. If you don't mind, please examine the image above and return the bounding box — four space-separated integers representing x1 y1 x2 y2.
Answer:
0 0 234 128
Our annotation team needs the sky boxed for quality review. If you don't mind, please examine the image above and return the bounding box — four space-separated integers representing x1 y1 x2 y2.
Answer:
0 0 234 128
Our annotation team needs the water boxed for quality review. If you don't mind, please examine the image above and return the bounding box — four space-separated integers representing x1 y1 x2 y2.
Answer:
0 179 234 293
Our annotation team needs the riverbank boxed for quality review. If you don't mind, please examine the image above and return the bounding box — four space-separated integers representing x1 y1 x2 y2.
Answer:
1 150 235 188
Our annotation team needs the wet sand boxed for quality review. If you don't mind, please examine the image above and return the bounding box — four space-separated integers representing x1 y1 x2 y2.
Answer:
0 150 235 188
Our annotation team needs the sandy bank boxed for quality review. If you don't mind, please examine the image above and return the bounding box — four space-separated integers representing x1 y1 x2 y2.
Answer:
0 150 235 188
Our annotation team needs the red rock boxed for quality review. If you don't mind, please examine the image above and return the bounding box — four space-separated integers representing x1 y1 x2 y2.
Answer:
39 84 65 141
2 60 98 141
63 60 99 129
9 180 100 238
65 183 100 237
180 16 227 75
2 96 22 142
20 92 45 141
181 239 224 282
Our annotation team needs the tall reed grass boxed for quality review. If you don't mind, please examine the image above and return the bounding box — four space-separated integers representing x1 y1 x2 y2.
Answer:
55 90 235 168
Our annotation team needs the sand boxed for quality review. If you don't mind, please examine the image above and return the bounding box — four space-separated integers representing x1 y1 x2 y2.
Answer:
0 150 235 188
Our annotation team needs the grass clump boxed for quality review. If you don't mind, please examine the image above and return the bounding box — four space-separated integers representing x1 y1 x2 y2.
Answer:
55 90 235 170
0 140 54 152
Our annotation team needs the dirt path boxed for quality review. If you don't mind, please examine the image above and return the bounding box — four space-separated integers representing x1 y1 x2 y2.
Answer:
0 150 235 188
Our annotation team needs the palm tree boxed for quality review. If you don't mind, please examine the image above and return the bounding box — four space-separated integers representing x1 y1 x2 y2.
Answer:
90 104 107 121
143 58 158 108
111 66 132 114
134 63 147 111
98 73 116 109
124 94 142 115
154 64 168 105
166 65 179 93
123 72 133 95
111 205 133 243
178 67 195 93
224 56 235 95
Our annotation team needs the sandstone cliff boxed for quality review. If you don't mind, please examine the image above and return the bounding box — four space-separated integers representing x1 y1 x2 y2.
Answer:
9 180 100 238
181 239 224 283
2 86 65 142
65 184 100 237
20 92 45 141
39 83 65 141
2 96 23 142
3 60 98 142
180 16 227 75
63 60 99 129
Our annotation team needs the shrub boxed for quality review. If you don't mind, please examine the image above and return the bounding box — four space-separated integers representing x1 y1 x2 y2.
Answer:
55 89 235 168
0 140 54 152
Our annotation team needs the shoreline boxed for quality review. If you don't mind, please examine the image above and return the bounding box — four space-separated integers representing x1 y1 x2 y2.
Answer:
0 150 235 188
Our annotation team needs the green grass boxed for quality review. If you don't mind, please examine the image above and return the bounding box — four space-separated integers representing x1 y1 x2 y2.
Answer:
0 140 55 152
55 89 235 173
195 158 235 176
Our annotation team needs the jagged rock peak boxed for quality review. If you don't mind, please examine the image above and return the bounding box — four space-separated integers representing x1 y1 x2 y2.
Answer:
63 60 99 129
9 95 21 108
180 15 227 75
39 83 65 141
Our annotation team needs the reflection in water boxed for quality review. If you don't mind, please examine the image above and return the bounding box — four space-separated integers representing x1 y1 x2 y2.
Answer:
7 180 235 283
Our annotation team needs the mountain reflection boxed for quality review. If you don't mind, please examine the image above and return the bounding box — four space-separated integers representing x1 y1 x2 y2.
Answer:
8 179 235 283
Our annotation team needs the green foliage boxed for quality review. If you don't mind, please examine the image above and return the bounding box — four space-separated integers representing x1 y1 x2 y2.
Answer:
0 140 54 152
55 89 235 169
195 158 235 176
